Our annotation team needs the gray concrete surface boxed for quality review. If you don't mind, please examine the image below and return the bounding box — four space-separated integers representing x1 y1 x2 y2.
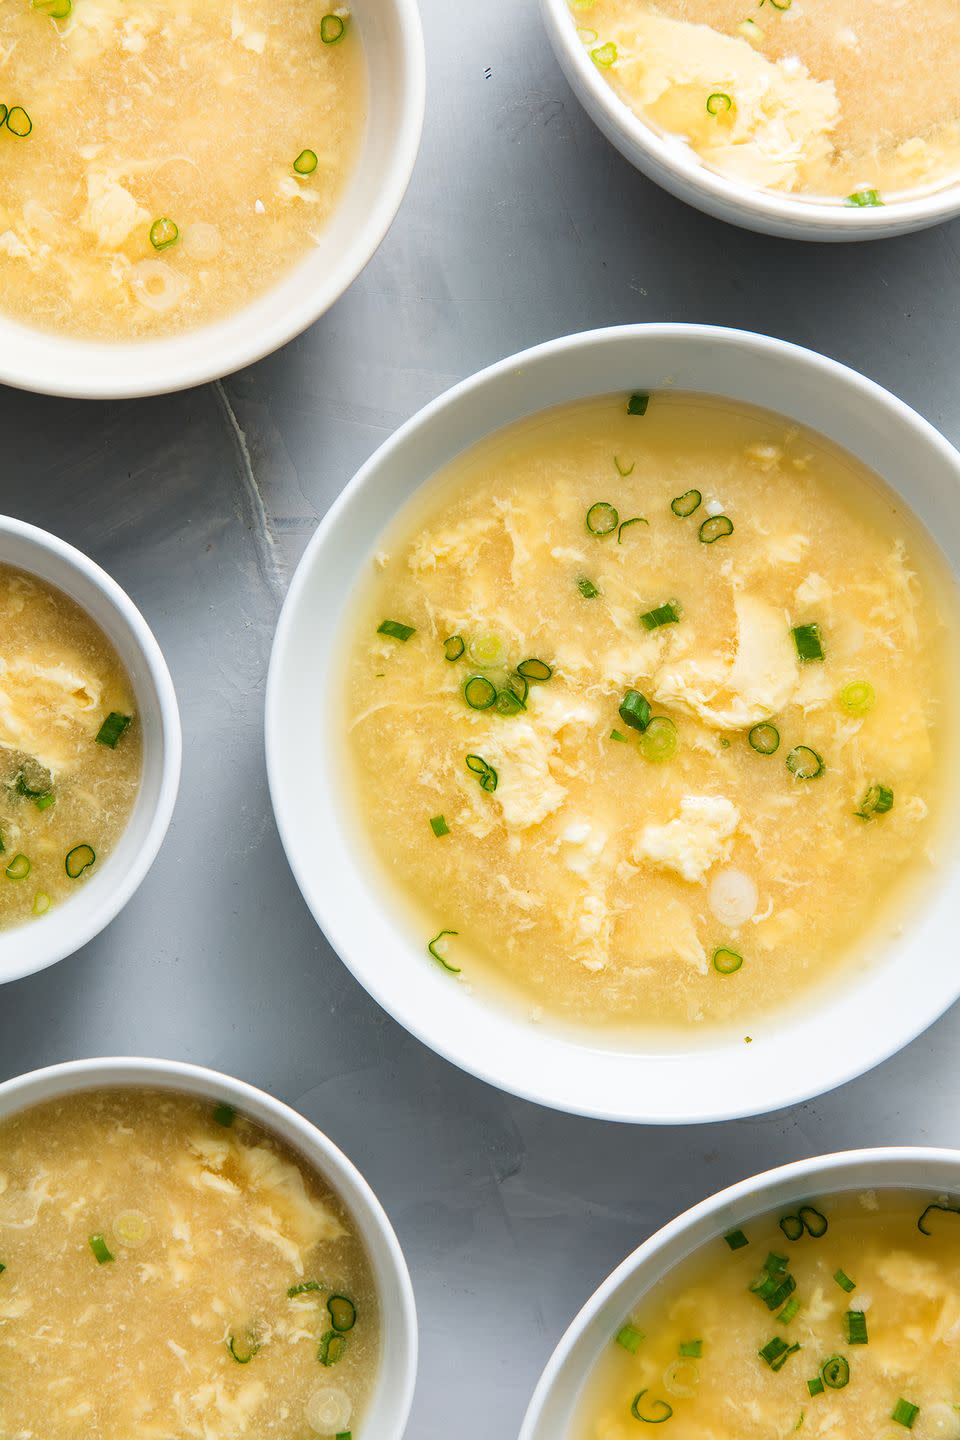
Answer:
3 3 960 1436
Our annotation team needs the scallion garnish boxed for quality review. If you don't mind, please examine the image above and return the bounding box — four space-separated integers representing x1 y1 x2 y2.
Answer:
610 729 628 742
855 783 893 820
618 689 651 732
294 150 319 176
65 843 96 879
639 600 681 630
495 673 528 715
779 1214 804 1242
750 1256 796 1310
89 1233 114 1264
748 723 780 755
517 658 553 682
429 815 449 837
778 1296 800 1324
834 1269 856 1293
679 1340 702 1358
792 623 824 662
614 456 634 476
464 675 497 710
798 1205 828 1238
33 0 73 15
35 792 54 812
465 754 497 792
469 634 507 668
320 13 347 43
807 1377 824 1397
671 489 702 518
578 577 600 599
377 619 415 642
428 929 460 973
591 40 617 66
318 1329 348 1365
288 1280 323 1297
838 680 875 716
149 217 179 252
892 1400 920 1429
630 1390 672 1423
0 106 6 128
618 517 648 543
0 1262 5 1274
616 1324 645 1353
724 1228 749 1250
786 746 824 780
328 1294 356 1332
96 711 132 748
213 1103 235 1127
227 1330 261 1364
845 1310 868 1345
5 107 33 138
713 947 743 975
846 188 883 208
820 1356 849 1390
640 716 677 762
917 1199 960 1235
443 634 465 661
759 1337 800 1371
4 854 30 881
627 392 649 416
706 92 733 115
32 891 50 916
699 515 734 544
586 501 619 536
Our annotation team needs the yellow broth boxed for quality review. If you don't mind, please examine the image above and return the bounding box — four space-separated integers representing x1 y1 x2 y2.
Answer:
342 393 958 1039
0 1 365 338
572 0 960 203
0 1088 379 1440
0 564 140 926
576 1189 960 1440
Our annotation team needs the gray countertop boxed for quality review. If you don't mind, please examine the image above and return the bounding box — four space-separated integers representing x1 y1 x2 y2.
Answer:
3 3 960 1436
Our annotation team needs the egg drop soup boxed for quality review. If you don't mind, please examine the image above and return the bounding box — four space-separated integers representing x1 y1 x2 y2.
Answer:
343 392 958 1041
0 1088 379 1440
571 0 960 205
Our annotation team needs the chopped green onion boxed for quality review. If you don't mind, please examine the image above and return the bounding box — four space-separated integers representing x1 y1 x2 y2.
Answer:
892 1400 920 1429
336 1434 351 1440
591 40 617 66
706 92 733 115
627 392 649 416
0 1262 5 1274
616 1324 645 1353
679 1340 702 1358
443 634 465 662
751 1268 795 1311
764 0 792 9
618 517 648 543
318 1330 348 1365
428 929 460 974
820 1356 849 1390
320 13 347 43
845 1310 868 1345
855 783 894 820
65 844 96 879
4 854 30 881
671 490 702 518
227 1331 260 1364
807 1377 824 1397
779 1214 804 1242
834 1270 856 1293
468 634 507 668
89 1233 114 1264
630 1390 673 1424
288 1280 324 1297
517 658 553 682
15 771 52 803
640 600 681 630
149 217 179 252
798 1205 828 1238
778 1297 801 1325
713 947 743 975
213 1103 236 1127
465 754 497 792
838 680 876 716
759 1337 800 1371
918 1200 960 1235
294 150 319 176
33 0 73 14
640 716 677 763
610 729 628 743
35 792 55 812
0 106 6 128
429 815 449 838
699 515 734 543
577 577 600 599
618 689 651 733
792 623 824 662
96 711 132 748
748 723 780 755
724 1229 749 1250
377 619 415 642
5 107 33 138
614 456 634 476
464 675 497 710
495 673 528 715
786 746 824 781
586 501 619 536
327 1294 356 1332
32 891 50 917
846 189 883 208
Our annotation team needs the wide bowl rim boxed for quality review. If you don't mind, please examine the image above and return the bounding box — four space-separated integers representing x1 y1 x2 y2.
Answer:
266 322 960 1124
0 0 426 400
0 515 181 985
539 0 960 240
518 1145 960 1439
0 1055 419 1440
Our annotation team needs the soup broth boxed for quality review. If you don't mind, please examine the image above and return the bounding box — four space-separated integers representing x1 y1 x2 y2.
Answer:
0 1 365 338
572 0 960 203
0 563 140 926
0 1088 379 1440
577 1189 960 1440
343 393 957 1038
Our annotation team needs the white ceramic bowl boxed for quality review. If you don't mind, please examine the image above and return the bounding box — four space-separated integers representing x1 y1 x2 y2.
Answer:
0 0 425 399
0 517 180 984
266 324 960 1124
0 1057 418 1439
540 0 960 241
520 1146 960 1440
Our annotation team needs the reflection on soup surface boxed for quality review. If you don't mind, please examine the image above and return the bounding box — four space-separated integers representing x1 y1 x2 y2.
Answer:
571 0 960 204
577 1189 960 1440
0 1089 379 1440
0 1 365 338
344 393 957 1039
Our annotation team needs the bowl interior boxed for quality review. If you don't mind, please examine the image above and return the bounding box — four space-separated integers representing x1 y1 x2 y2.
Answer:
0 0 424 399
0 522 180 984
267 324 960 1123
519 1147 960 1439
0 1058 418 1440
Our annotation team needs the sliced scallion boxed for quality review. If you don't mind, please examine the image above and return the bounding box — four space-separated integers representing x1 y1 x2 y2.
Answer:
713 947 743 975
834 1269 856 1293
699 515 734 544
89 1233 114 1264
778 1296 800 1325
618 689 651 733
591 40 617 66
759 1337 800 1371
627 392 649 416
838 680 875 716
855 783 893 820
846 189 883 208
328 1294 356 1332
0 106 6 128
792 623 824 662
779 1214 804 1242
820 1356 849 1390
618 517 648 543
616 1324 645 1354
377 619 415 642
65 844 96 878
845 1310 868 1345
96 711 132 748
786 746 824 780
465 754 497 792
586 501 619 536
724 1228 749 1250
678 1340 702 1358
917 1200 960 1235
614 456 634 477
5 854 30 881
671 489 702 518
468 634 507 668
495 672 528 714
227 1331 260 1364
798 1205 828 1238
443 634 465 662
892 1400 920 1429
32 891 50 917
706 92 733 115
610 729 628 743
517 658 553 682
807 1377 824 1397
288 1280 323 1297
639 600 681 630
464 675 497 710
630 1390 672 1423
212 1103 236 1127
748 723 780 755
640 716 677 762
5 107 33 138
149 217 179 252
294 150 319 176
318 1330 348 1365
428 929 460 974
577 577 600 599
34 0 73 14
320 13 347 43
429 815 449 838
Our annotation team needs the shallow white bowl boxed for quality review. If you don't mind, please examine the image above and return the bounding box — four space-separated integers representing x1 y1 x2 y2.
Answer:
266 324 960 1123
0 1057 418 1439
520 1147 960 1439
0 0 425 399
540 0 960 241
0 517 180 984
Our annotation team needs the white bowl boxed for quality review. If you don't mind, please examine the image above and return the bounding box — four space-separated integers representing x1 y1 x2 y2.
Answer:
266 324 960 1124
0 1057 418 1439
520 1146 960 1440
540 0 960 241
0 0 425 399
0 517 181 984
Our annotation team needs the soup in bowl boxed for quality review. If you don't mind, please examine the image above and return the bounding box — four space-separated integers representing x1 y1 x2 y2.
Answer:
266 326 960 1123
0 1057 418 1440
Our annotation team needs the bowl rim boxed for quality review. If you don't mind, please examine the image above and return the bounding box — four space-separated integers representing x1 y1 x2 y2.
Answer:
518 1145 960 1440
266 322 960 1124
0 515 181 984
539 0 960 238
0 1056 419 1440
0 0 426 400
